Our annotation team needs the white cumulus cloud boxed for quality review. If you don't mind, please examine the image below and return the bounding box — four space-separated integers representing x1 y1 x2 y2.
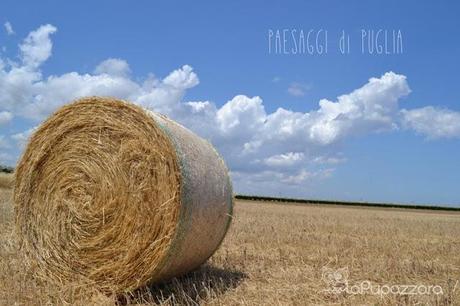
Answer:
4 22 14 35
94 58 131 77
0 135 10 149
401 106 460 139
0 111 12 125
11 127 37 149
264 152 305 167
20 24 57 68
0 24 458 194
287 82 310 97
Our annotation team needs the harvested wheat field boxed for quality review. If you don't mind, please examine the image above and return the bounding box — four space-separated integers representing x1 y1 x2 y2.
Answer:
1 179 460 305
0 173 13 189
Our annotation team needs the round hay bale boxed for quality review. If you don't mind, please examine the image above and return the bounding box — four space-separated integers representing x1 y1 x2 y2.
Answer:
14 97 233 293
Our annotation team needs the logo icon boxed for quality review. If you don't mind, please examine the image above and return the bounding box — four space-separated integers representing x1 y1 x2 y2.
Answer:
321 266 349 293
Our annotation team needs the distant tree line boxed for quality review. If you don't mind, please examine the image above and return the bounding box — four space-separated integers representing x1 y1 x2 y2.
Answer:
235 194 460 211
0 165 14 173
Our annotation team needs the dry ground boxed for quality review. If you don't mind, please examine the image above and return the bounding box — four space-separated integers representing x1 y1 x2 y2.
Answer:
1 177 459 305
0 173 13 189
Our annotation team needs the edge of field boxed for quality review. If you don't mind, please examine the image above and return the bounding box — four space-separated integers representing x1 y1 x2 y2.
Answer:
236 194 460 212
2 172 459 212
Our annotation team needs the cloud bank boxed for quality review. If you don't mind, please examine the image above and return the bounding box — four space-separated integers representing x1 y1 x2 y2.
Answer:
1 24 459 194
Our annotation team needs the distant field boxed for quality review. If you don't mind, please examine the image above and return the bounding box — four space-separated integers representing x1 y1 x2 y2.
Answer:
1 185 460 305
0 173 13 189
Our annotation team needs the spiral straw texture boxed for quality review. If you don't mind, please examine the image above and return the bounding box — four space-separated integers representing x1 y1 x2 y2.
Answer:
14 97 233 293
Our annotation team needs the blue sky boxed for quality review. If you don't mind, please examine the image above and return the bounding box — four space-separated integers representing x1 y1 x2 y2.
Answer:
1 1 459 205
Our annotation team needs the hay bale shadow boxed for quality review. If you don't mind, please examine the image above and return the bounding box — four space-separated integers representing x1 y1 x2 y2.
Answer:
119 265 247 305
